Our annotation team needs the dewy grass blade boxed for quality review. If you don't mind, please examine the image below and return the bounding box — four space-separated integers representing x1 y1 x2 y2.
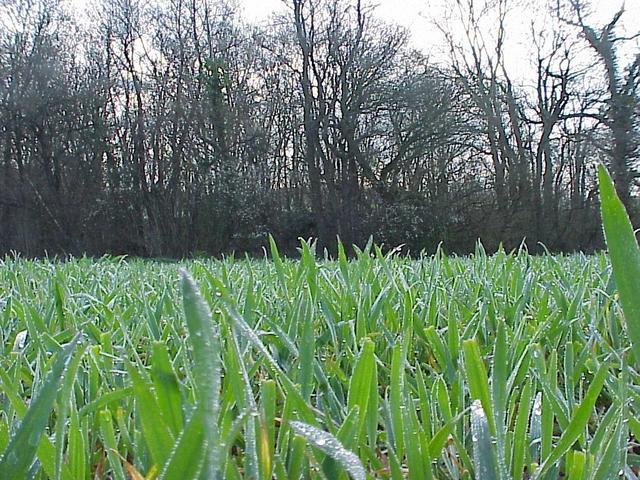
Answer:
180 270 222 479
1 235 638 480
159 407 208 480
389 343 405 458
463 339 496 436
290 421 365 480
55 344 86 480
534 365 608 479
512 379 533 480
598 164 640 365
258 380 276 480
210 274 317 425
126 362 174 467
226 318 259 479
99 409 127 480
470 400 499 480
347 338 376 443
151 342 184 437
298 294 315 400
0 333 81 480
322 406 360 479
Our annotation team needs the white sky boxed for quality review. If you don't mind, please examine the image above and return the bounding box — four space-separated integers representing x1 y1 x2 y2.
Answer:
239 0 640 70
42 0 639 81
56 0 639 62
239 0 640 35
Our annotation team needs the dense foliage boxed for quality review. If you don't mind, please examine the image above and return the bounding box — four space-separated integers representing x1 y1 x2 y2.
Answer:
0 240 638 478
1 0 638 257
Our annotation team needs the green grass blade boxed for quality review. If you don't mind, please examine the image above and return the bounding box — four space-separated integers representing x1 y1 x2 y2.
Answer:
512 379 533 480
159 407 207 480
598 164 640 364
470 400 499 480
347 338 376 443
389 343 405 458
55 345 85 480
290 421 365 480
259 380 276 480
463 339 496 435
151 342 184 437
127 362 174 467
0 333 80 480
181 270 222 479
99 409 127 480
67 409 86 480
566 451 588 480
534 365 608 478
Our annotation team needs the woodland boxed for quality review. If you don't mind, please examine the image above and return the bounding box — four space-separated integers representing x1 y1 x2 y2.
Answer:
0 0 638 257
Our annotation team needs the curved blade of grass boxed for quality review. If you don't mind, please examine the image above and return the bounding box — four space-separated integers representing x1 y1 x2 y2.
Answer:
598 164 640 364
0 333 80 480
321 406 360 479
181 270 222 480
210 275 317 425
0 370 75 480
290 421 365 480
534 365 608 479
78 387 133 417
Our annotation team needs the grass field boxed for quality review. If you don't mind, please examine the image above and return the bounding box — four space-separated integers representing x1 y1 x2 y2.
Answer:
0 168 638 479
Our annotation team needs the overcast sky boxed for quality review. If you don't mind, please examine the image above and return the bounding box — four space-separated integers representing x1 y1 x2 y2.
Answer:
238 0 640 70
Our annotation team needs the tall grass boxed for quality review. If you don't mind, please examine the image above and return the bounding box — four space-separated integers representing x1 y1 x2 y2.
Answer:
0 168 638 478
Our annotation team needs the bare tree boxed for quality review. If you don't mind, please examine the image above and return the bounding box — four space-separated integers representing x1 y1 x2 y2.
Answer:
0 0 619 256
562 0 640 210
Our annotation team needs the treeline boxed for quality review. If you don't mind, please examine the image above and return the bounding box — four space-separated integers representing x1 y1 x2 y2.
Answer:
0 0 638 257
